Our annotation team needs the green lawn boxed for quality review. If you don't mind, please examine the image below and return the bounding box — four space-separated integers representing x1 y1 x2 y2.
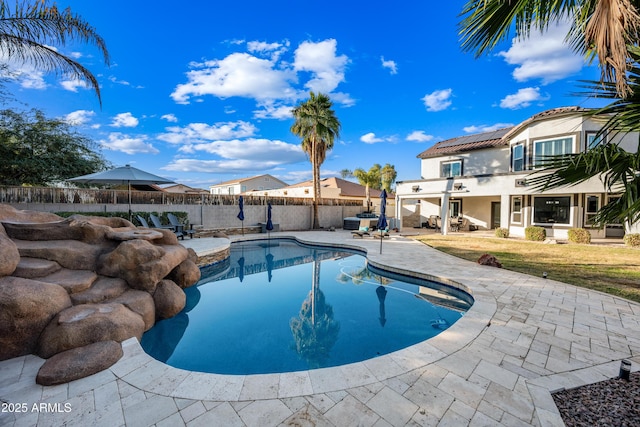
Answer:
413 234 640 303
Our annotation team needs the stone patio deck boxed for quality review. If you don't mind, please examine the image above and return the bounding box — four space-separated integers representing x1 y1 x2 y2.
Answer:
1 230 638 426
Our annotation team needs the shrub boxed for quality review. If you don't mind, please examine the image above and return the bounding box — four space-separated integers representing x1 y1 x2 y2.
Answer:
525 226 546 241
494 227 509 238
567 228 591 244
624 233 640 247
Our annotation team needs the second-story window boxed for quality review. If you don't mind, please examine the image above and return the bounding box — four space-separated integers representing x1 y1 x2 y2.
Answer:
533 136 573 168
586 131 605 150
441 160 462 178
512 144 525 171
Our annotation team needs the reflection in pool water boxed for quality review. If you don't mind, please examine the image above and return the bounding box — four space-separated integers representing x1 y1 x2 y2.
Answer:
141 239 473 375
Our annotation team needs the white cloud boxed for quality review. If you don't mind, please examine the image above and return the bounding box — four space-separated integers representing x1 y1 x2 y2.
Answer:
381 56 398 74
158 121 257 144
294 39 348 94
163 158 283 174
111 112 139 128
109 76 131 86
60 78 87 92
361 133 383 144
253 103 294 120
171 39 352 111
64 110 95 126
499 20 584 84
422 89 452 112
161 113 178 123
500 87 547 109
171 52 298 104
406 130 434 142
463 123 514 133
100 133 159 154
360 132 396 144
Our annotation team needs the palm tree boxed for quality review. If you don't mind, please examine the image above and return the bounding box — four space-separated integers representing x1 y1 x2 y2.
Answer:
353 164 381 213
459 0 640 97
340 168 353 179
291 92 341 229
381 163 397 193
0 1 110 105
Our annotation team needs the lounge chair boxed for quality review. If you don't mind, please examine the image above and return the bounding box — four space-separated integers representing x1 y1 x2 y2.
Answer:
167 213 196 239
351 219 373 238
136 215 150 228
149 213 184 239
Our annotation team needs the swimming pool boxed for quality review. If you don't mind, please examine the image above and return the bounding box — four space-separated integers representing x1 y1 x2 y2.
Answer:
141 239 473 375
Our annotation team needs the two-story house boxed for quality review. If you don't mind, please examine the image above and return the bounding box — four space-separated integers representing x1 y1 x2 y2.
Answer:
395 107 639 239
209 174 288 195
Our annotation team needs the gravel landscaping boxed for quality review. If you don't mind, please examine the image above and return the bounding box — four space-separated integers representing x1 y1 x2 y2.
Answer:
553 371 639 426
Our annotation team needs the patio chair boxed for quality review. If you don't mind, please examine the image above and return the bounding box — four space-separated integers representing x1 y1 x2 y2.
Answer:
136 215 150 228
167 213 195 238
351 220 372 238
149 213 184 239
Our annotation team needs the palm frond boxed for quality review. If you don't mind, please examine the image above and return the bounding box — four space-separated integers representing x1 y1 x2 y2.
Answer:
0 1 109 105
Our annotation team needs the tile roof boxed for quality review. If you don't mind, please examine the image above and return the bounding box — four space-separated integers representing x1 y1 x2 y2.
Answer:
286 177 389 198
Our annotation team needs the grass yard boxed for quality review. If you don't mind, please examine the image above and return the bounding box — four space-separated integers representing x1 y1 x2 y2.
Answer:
413 234 640 304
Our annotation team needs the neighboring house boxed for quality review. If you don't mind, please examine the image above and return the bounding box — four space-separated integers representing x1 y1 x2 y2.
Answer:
246 177 394 215
161 184 209 194
209 174 288 195
395 106 639 238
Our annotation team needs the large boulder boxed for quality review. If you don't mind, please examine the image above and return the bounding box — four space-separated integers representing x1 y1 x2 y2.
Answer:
97 240 188 292
0 232 20 276
0 205 61 223
14 239 107 271
168 259 201 289
37 303 145 358
36 340 123 386
107 290 156 331
0 276 72 360
153 279 186 319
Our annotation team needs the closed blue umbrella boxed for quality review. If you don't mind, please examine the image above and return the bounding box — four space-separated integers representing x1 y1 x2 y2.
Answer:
378 190 388 254
237 196 245 235
266 203 273 238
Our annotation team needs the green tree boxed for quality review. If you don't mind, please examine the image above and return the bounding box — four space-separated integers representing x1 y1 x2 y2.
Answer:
291 92 341 229
340 168 353 179
381 163 397 193
0 1 110 105
353 164 381 212
0 108 110 185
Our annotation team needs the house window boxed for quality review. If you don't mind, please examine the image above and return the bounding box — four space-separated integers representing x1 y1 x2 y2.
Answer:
449 199 461 217
586 131 604 150
533 196 571 224
512 144 525 171
585 194 600 226
441 160 462 178
228 187 234 195
511 196 522 223
533 137 573 167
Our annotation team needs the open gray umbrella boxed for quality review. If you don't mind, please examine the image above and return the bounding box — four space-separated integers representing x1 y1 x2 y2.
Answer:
68 164 174 221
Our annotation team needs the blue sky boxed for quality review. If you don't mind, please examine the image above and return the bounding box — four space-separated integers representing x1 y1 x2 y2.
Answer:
4 1 606 189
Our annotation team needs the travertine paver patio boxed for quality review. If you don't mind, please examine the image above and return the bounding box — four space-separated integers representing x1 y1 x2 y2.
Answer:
1 231 639 426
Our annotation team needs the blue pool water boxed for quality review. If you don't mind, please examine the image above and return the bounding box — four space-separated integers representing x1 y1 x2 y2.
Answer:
141 239 473 375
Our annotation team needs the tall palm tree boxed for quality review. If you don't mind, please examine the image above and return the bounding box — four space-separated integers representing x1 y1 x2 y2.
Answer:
0 1 110 105
381 163 397 193
459 0 640 97
353 164 382 213
291 92 341 229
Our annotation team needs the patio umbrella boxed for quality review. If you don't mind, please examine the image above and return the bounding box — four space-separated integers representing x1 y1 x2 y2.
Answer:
68 164 174 221
377 189 388 254
237 196 245 235
266 202 274 239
